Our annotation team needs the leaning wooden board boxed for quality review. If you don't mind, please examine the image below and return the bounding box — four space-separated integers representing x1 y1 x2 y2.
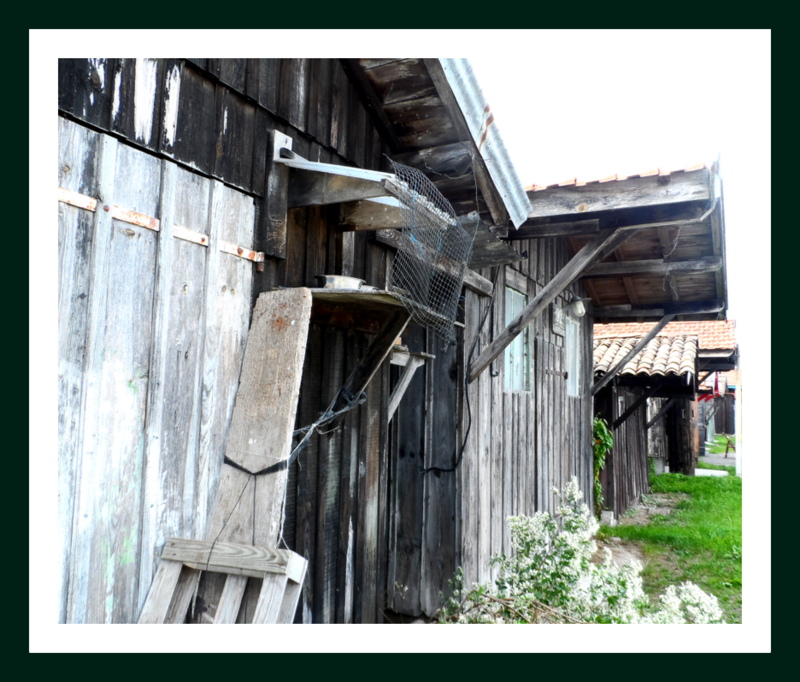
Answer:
139 288 312 623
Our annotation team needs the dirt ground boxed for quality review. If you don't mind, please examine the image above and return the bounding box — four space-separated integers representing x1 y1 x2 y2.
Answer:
593 492 689 568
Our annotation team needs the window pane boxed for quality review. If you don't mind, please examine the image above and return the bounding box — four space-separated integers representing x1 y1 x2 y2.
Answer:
504 286 529 391
566 316 580 396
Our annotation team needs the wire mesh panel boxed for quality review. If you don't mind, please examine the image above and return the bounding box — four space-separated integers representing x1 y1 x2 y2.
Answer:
387 160 475 343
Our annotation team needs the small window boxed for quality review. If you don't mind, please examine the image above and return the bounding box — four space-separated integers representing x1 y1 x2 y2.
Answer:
504 286 530 391
565 316 581 396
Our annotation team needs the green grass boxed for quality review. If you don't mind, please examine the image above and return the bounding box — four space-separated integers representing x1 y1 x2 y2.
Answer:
696 461 736 476
706 433 736 455
599 472 742 623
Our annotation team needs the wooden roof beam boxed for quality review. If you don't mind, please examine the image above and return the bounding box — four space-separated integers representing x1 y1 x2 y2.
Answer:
593 299 724 319
392 141 473 177
584 256 723 278
526 168 711 220
592 315 675 396
468 227 634 382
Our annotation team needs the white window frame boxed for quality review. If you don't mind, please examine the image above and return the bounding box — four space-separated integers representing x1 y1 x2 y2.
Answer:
504 284 530 392
565 314 581 396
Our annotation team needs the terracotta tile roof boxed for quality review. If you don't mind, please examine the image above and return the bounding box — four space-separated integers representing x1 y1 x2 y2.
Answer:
593 335 698 378
526 163 709 192
594 320 736 351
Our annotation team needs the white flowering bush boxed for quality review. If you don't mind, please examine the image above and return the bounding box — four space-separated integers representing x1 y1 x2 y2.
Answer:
439 478 723 624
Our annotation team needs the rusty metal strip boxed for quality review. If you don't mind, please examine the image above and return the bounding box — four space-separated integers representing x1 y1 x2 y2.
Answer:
173 224 209 246
57 187 98 212
108 205 160 231
219 239 265 263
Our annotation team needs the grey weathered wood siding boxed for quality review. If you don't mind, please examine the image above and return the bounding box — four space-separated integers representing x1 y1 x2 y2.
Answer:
387 235 595 614
59 58 595 625
58 117 255 623
59 58 393 624
595 385 650 518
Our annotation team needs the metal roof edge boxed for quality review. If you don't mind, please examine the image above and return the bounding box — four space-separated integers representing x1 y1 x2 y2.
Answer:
438 58 532 229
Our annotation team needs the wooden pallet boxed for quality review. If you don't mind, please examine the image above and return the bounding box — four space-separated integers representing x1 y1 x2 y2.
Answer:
138 538 307 624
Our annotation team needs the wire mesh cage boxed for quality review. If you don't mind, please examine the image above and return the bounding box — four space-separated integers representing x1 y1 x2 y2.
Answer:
387 160 475 344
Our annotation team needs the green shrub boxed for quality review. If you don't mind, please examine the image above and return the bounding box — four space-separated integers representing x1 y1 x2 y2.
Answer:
439 479 724 624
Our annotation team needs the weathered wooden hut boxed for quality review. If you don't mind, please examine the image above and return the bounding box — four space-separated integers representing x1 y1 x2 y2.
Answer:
515 164 730 514
58 57 604 625
592 333 699 513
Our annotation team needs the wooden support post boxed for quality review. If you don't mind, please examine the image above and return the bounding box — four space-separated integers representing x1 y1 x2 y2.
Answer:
387 354 426 422
264 131 291 259
328 309 410 429
592 315 675 396
469 228 633 382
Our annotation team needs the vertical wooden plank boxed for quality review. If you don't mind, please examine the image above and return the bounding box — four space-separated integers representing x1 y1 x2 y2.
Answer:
459 292 480 592
278 560 308 623
335 328 360 623
58 118 101 623
330 62 350 159
191 181 258 623
254 59 281 113
216 59 248 93
535 337 544 512
172 63 216 175
306 59 332 146
138 162 211 618
292 323 323 623
278 59 309 131
137 560 184 624
312 327 345 624
213 575 249 623
387 327 424 616
213 87 256 192
490 270 504 577
477 291 492 585
420 330 458 615
69 137 162 623
58 58 115 132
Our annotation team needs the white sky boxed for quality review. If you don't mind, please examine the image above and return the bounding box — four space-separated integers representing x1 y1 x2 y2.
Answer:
33 29 770 654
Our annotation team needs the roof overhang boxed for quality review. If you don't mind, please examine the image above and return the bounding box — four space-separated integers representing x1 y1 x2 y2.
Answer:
346 58 532 269
512 165 728 323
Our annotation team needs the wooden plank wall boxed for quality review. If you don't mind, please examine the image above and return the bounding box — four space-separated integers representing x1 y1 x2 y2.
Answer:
59 58 597 624
606 387 650 517
385 232 594 619
59 58 394 624
58 117 255 623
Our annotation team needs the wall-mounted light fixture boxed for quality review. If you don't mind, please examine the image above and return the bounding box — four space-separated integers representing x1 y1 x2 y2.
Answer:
564 291 591 318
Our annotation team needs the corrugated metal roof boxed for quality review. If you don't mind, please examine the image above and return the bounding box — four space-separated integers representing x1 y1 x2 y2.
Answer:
439 59 532 228
593 335 698 378
594 320 736 351
526 163 709 192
